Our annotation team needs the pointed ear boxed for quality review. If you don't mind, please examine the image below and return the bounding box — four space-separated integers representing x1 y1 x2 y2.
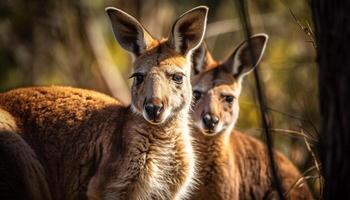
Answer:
168 6 208 56
106 7 155 57
192 42 216 75
222 34 268 79
192 42 207 75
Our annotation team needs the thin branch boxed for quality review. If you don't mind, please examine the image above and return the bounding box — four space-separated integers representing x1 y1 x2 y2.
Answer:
303 131 323 198
268 106 308 122
279 128 323 199
292 84 320 139
240 100 320 141
288 7 317 49
239 101 309 122
270 128 317 142
285 165 320 197
285 174 320 197
234 0 286 199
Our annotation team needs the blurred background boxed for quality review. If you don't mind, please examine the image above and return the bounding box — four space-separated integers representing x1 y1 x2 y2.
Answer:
0 0 320 197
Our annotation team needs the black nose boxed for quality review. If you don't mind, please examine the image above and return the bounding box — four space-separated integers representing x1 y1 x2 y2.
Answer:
144 98 163 120
202 113 219 129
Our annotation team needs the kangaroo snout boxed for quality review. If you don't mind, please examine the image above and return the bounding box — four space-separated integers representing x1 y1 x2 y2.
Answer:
202 113 219 131
144 97 164 123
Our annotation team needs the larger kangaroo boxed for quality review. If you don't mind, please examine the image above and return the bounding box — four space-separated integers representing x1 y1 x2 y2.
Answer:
0 6 208 200
189 35 313 199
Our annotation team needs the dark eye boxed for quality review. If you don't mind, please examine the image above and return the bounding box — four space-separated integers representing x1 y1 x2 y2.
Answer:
224 95 234 103
130 73 144 85
193 90 202 101
172 73 184 84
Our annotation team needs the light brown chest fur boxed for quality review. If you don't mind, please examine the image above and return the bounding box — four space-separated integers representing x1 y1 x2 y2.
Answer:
89 114 195 200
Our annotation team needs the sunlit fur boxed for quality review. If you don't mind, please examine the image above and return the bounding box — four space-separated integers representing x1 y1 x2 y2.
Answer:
88 41 197 200
189 37 313 199
0 6 208 200
131 42 193 125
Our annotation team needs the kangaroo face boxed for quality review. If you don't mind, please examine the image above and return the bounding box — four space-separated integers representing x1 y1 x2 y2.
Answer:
191 34 268 135
192 68 241 135
131 47 192 124
106 6 208 124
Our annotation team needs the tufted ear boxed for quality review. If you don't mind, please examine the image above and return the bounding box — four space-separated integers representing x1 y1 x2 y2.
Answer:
222 34 268 80
168 6 208 56
191 42 216 75
106 7 155 57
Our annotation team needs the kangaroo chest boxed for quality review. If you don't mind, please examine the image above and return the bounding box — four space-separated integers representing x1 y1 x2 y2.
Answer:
100 128 194 200
193 139 240 200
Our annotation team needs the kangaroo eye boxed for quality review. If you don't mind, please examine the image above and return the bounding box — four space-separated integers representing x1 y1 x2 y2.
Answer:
224 95 234 103
172 73 184 84
193 90 202 101
130 73 144 86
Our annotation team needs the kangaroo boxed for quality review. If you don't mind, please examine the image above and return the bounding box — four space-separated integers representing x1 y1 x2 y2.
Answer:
189 35 313 199
0 6 208 200
0 110 52 200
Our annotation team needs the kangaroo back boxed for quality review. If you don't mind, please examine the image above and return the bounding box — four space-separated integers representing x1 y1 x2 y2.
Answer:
232 131 312 199
0 86 123 199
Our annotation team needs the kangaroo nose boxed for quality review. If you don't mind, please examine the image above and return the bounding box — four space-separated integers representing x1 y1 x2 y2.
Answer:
144 98 164 121
202 113 219 130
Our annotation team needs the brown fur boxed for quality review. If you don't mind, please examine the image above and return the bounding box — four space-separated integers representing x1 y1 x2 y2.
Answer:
0 86 193 199
0 86 123 199
0 109 52 200
0 6 209 200
192 129 313 200
189 36 313 199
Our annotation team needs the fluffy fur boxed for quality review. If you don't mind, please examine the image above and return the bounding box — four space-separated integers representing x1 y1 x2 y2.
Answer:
189 36 313 199
0 6 208 200
0 86 194 199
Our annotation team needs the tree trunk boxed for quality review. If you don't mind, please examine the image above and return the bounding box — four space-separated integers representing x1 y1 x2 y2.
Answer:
312 1 350 199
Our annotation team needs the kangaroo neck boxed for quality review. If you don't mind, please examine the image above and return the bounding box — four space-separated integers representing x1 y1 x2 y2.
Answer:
195 129 235 172
193 128 240 199
96 106 195 200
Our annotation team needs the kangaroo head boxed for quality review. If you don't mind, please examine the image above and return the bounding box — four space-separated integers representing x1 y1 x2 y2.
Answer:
191 34 268 136
106 6 208 125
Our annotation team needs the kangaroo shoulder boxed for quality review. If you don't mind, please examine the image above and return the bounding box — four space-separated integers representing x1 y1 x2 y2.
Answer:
0 86 124 141
0 86 122 120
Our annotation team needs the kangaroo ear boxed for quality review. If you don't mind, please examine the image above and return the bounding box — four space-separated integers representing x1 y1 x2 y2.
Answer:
106 7 155 57
168 6 208 56
192 42 216 75
192 42 207 75
222 34 268 80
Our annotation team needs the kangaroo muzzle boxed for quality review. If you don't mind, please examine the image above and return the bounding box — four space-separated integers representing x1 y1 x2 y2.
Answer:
202 113 219 133
144 97 164 123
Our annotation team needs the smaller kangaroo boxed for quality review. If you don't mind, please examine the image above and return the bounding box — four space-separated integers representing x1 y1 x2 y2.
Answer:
189 35 313 199
0 6 208 200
